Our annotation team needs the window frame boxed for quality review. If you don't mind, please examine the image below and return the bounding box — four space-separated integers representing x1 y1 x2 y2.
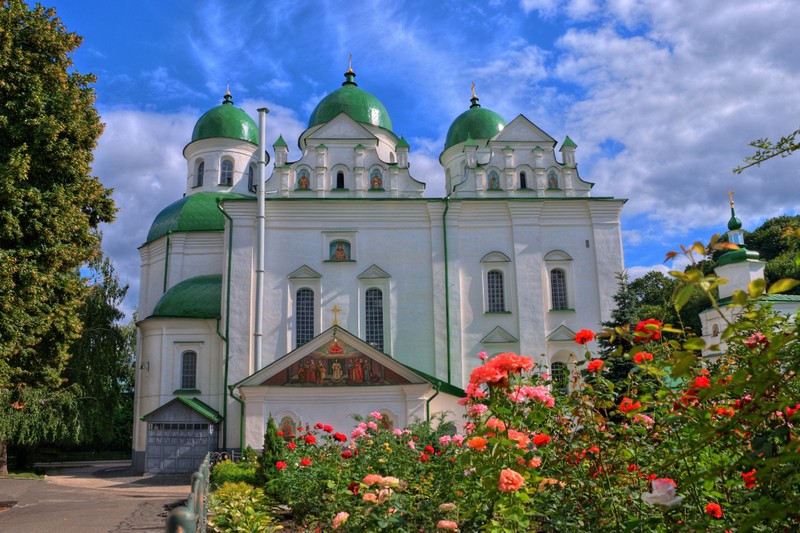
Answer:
481 252 513 314
544 250 574 312
294 287 316 348
194 160 205 188
364 287 384 351
487 270 506 312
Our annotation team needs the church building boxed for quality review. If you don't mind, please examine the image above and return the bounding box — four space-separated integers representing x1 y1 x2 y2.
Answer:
132 68 626 474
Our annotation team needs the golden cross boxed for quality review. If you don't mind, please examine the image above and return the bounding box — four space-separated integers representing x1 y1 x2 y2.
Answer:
471 82 476 99
728 190 734 208
332 304 341 326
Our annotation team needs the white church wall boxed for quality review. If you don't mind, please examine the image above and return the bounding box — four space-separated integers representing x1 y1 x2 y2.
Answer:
183 137 257 195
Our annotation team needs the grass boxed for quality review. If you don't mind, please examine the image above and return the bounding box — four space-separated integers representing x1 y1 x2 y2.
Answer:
1 471 44 480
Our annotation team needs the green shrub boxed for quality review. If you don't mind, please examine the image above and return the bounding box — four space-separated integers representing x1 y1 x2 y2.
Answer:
207 481 282 532
212 460 256 487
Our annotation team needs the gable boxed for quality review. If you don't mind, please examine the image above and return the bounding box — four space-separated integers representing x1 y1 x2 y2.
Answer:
288 265 322 279
141 396 223 423
493 115 556 145
305 113 376 143
481 326 519 344
237 326 429 388
358 264 391 279
546 324 578 342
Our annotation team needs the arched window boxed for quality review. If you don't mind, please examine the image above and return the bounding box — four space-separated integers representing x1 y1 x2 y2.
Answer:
519 171 527 189
365 288 384 350
336 170 345 189
550 269 568 310
712 323 719 336
487 270 505 312
247 164 256 192
220 159 233 185
488 171 501 190
181 351 197 389
195 161 204 187
295 288 315 347
297 169 310 190
550 361 568 394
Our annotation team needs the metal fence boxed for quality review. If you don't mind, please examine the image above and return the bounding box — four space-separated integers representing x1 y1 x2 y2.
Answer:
164 451 229 533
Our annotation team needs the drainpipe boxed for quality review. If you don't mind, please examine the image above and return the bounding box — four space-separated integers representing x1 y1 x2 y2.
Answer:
162 232 171 293
254 108 269 372
228 385 245 452
426 383 441 423
217 201 235 449
441 170 468 385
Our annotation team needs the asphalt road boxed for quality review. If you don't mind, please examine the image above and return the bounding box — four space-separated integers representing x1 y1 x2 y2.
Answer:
0 462 190 533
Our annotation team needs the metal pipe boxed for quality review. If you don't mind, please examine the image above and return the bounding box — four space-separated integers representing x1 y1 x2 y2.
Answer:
216 200 234 449
254 107 269 371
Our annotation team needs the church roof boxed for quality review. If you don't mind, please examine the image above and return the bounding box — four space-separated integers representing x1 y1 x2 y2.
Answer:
444 95 506 150
191 92 258 144
140 396 223 423
146 192 248 243
307 70 393 132
149 275 222 319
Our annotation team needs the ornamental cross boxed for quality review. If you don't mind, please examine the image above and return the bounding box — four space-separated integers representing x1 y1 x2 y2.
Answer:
332 304 341 326
471 81 476 98
347 54 353 73
728 190 735 208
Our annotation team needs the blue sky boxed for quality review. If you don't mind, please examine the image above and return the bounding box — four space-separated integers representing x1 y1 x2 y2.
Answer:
53 0 800 317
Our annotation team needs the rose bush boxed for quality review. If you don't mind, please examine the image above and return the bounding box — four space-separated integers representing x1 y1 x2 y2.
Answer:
210 239 799 531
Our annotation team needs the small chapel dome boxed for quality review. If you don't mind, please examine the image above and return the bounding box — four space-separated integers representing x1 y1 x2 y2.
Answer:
307 69 393 131
727 213 743 231
444 93 506 150
191 92 258 144
146 192 249 243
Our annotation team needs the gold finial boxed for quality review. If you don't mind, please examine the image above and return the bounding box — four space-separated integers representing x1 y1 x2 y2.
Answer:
728 190 734 208
471 82 476 99
225 80 231 97
347 54 353 74
332 304 341 326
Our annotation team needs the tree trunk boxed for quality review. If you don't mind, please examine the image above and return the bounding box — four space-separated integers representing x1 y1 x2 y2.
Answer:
0 440 8 476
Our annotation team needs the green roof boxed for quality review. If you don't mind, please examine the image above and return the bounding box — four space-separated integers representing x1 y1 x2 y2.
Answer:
705 293 800 313
396 136 409 148
717 247 760 267
140 396 223 423
561 136 577 149
150 275 222 319
191 93 258 144
308 71 393 131
147 192 248 243
273 134 287 147
444 97 506 150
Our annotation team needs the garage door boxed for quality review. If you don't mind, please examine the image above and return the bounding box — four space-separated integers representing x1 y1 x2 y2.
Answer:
146 421 216 474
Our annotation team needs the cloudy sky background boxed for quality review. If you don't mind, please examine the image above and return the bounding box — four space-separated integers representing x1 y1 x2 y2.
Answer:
54 0 800 317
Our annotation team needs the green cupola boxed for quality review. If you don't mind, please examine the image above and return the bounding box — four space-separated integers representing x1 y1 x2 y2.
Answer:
717 192 760 266
444 89 506 150
308 69 393 131
191 92 258 144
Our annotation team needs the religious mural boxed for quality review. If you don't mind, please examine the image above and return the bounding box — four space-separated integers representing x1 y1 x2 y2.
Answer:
263 339 411 386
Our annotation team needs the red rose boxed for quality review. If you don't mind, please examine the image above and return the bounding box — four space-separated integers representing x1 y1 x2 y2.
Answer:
619 397 642 413
587 359 603 372
741 469 756 489
532 433 551 447
424 445 435 454
299 457 311 467
634 319 662 342
575 329 595 345
304 434 317 445
333 432 347 442
341 450 353 459
705 502 722 519
633 351 653 364
314 422 324 430
287 442 296 450
275 461 287 470
323 424 334 433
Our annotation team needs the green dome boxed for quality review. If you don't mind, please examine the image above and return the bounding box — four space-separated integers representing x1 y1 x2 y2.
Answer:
308 71 392 131
191 93 258 144
150 275 222 319
146 192 249 243
727 212 743 231
444 96 506 150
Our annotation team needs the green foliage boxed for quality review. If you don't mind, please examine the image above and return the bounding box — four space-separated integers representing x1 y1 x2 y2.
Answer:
207 481 282 533
212 460 257 487
64 256 135 449
257 415 285 485
733 128 800 173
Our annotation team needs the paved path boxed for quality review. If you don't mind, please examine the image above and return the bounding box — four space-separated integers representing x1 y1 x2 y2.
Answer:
0 462 191 533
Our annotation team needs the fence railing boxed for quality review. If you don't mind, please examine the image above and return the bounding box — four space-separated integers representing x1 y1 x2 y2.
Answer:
164 451 229 533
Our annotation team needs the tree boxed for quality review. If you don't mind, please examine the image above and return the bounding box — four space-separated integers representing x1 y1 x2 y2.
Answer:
0 1 115 474
598 272 639 381
64 256 135 450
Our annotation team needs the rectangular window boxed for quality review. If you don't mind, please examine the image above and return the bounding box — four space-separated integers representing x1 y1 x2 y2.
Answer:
550 269 568 310
365 288 384 350
220 160 233 185
181 351 197 389
487 270 505 312
296 288 315 347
